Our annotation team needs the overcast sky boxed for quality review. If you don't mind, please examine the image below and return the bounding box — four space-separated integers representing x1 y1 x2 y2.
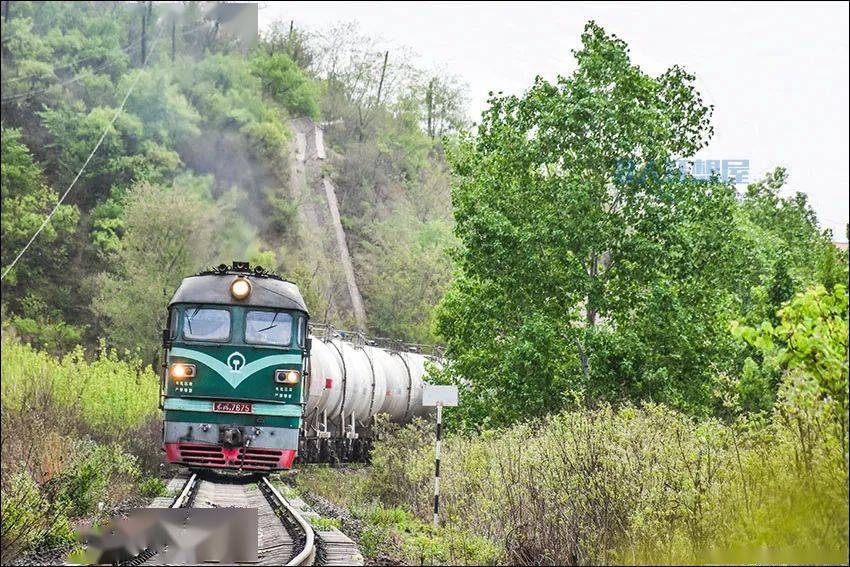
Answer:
260 1 849 239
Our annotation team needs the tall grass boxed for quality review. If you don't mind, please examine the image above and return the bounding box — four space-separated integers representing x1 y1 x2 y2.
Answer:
308 383 848 565
1 335 158 431
1 331 161 562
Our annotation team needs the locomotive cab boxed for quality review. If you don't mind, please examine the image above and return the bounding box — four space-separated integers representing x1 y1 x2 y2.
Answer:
161 262 308 472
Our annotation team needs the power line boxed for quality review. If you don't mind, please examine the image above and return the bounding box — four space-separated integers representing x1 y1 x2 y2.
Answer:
1 21 168 283
2 40 143 86
1 57 124 102
0 20 211 102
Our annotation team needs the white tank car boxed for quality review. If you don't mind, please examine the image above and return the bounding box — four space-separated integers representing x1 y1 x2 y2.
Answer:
301 334 439 444
298 330 442 462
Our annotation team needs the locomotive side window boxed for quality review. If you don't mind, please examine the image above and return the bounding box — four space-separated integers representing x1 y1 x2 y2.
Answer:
298 316 307 347
168 308 179 339
245 310 292 346
183 307 231 341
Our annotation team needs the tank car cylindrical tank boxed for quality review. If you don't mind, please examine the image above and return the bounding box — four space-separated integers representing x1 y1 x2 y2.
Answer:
299 333 440 462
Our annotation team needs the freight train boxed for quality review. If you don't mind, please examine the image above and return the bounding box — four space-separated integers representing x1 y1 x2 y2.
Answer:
160 262 437 472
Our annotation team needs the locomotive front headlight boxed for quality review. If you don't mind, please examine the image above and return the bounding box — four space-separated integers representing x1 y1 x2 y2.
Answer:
275 369 300 386
230 277 252 300
170 363 196 380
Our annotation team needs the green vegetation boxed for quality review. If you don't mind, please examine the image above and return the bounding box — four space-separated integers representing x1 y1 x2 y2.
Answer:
302 390 847 564
138 477 168 498
295 21 847 567
2 5 847 565
1 3 461 351
436 22 848 428
0 331 160 562
296 466 498 565
1 5 463 561
309 515 342 531
1 333 158 431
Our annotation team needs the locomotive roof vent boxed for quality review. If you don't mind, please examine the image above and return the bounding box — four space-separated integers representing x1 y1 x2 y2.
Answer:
198 261 284 281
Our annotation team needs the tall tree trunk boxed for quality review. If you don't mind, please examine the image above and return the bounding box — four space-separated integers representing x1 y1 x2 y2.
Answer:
586 252 598 326
575 336 591 384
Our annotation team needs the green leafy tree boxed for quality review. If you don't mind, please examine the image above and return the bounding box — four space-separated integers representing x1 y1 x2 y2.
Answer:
732 284 849 469
251 52 321 119
357 212 455 343
736 167 848 325
733 284 848 409
436 22 748 426
714 168 849 413
0 127 79 304
92 181 225 360
260 20 316 70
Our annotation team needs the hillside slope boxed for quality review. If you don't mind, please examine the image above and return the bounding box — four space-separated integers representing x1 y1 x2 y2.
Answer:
289 117 367 329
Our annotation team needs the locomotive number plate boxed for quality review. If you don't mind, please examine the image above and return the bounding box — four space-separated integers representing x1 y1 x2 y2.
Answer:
213 401 253 414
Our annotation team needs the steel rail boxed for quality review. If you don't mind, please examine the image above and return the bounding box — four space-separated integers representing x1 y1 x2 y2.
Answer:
170 473 198 508
261 477 316 566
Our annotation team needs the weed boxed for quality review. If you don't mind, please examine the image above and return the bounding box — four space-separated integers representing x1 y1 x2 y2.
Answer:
310 516 342 531
300 399 848 565
139 477 167 498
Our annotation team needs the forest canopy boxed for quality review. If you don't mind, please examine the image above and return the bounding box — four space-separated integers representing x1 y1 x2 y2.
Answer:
435 23 848 427
1 2 464 359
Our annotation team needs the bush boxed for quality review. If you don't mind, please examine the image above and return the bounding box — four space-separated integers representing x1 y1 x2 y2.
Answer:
310 516 342 531
0 472 75 563
51 441 141 518
1 332 157 562
250 52 321 119
1 333 159 433
8 316 85 356
306 397 848 565
0 440 141 563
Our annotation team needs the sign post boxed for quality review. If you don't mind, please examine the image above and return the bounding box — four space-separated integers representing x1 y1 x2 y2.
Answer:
422 385 458 529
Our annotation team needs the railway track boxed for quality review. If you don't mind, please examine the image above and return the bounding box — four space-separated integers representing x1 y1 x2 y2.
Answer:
135 472 315 565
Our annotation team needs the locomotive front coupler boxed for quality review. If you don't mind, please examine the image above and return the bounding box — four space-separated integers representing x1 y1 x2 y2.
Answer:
220 426 244 448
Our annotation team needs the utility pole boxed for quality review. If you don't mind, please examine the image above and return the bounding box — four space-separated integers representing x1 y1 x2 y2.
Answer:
3 0 10 24
288 20 298 62
171 20 176 63
375 50 389 106
141 11 147 65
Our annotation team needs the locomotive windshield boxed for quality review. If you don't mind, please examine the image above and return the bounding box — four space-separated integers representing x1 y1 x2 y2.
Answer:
183 307 230 341
245 310 293 346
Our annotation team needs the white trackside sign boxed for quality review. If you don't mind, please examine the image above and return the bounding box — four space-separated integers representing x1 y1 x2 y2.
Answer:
422 385 458 407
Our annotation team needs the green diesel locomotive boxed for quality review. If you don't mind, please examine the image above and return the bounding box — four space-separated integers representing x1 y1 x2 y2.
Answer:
161 262 437 473
161 262 308 471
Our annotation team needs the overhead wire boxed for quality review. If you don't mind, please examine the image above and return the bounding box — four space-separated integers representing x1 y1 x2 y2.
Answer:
1 20 168 282
0 20 212 102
